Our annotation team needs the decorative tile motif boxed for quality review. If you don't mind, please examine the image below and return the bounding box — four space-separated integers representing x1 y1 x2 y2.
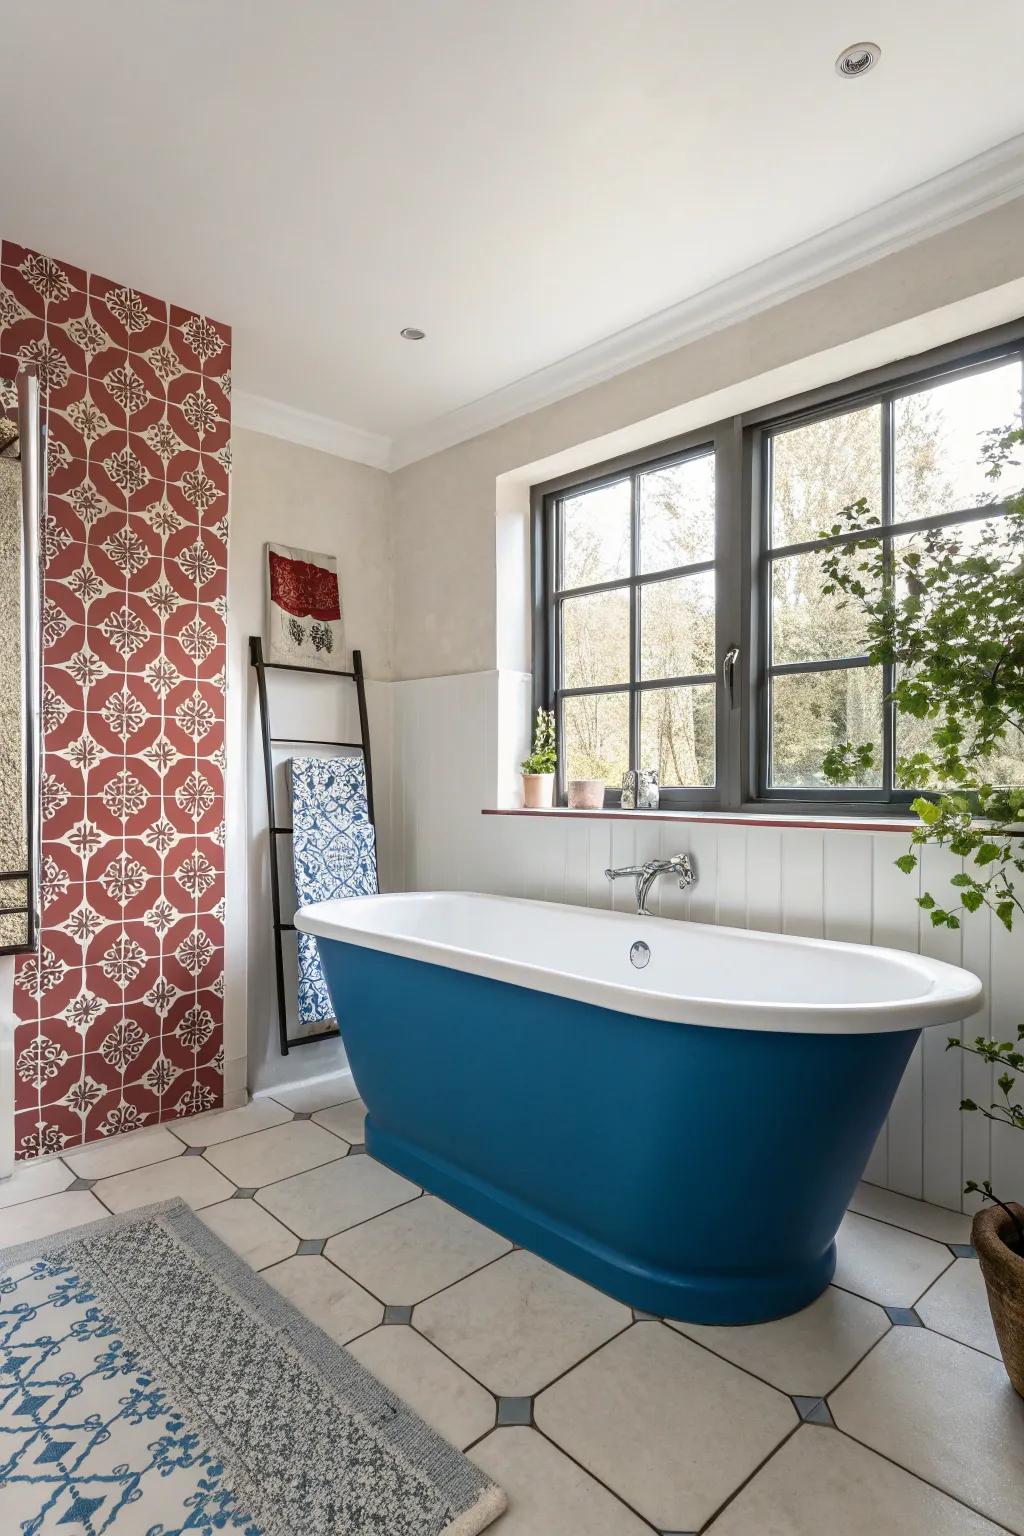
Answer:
290 755 377 1024
7 239 230 1161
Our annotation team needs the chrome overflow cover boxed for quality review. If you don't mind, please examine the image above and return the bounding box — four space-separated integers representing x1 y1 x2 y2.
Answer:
630 940 651 969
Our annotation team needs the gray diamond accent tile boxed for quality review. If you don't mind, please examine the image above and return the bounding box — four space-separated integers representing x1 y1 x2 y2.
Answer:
384 1304 413 1325
66 1177 95 1192
232 1188 258 1200
183 1145 207 1156
496 1396 532 1427
633 1309 659 1321
948 1242 976 1259
792 1395 835 1425
348 1144 366 1156
293 1112 313 1121
884 1306 923 1326
297 1239 325 1256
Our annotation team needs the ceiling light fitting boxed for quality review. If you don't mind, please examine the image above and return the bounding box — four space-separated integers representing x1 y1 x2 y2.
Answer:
400 327 426 341
835 42 881 79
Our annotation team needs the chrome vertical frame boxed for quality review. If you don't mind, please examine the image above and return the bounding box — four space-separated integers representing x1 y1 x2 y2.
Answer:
17 363 42 952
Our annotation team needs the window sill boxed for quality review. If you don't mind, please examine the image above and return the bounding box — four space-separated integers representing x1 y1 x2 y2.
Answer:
481 806 922 833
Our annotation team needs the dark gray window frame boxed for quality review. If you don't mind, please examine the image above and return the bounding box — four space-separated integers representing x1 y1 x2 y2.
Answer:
531 319 1024 814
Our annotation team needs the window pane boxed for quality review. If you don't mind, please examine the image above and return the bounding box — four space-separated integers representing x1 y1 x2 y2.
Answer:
769 668 883 788
770 404 882 547
896 702 1024 790
770 548 876 666
563 691 629 787
640 571 715 680
639 453 715 572
894 360 1023 523
561 478 631 589
561 588 629 689
639 684 715 787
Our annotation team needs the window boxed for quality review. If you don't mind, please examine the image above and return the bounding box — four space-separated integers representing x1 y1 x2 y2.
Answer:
535 430 732 809
533 324 1024 811
759 354 1024 800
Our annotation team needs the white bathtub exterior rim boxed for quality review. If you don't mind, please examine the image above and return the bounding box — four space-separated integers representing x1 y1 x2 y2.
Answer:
295 891 983 1035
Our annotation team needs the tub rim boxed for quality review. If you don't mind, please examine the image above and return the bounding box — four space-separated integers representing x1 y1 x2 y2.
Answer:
294 890 984 1036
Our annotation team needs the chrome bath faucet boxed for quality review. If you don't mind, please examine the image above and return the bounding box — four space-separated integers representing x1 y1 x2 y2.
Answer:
605 854 696 916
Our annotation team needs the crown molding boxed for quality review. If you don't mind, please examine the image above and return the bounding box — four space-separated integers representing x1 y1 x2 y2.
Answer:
388 133 1024 470
232 389 392 470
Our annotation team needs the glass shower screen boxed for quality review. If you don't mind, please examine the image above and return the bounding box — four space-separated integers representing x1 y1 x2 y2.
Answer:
0 363 43 953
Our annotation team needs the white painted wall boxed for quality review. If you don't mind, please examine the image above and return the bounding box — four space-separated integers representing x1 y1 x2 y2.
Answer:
386 669 1024 1216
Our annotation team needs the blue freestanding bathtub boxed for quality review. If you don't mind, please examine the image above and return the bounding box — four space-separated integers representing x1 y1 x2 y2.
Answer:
295 891 982 1324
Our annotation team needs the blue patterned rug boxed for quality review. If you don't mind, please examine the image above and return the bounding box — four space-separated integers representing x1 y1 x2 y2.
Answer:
0 1200 505 1535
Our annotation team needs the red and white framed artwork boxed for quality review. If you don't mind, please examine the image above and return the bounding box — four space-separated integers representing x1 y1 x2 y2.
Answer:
265 543 344 668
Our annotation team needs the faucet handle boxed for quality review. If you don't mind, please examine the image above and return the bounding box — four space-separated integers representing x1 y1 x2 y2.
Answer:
672 852 697 888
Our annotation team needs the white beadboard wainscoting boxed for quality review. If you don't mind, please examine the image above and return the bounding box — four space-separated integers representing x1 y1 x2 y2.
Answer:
387 668 1024 1216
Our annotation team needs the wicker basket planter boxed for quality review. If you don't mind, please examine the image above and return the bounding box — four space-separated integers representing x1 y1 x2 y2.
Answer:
972 1201 1024 1398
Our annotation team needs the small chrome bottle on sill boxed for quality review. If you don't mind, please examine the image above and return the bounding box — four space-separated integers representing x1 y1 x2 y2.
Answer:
621 769 659 811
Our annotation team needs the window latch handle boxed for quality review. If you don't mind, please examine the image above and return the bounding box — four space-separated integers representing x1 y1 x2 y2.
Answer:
722 645 740 708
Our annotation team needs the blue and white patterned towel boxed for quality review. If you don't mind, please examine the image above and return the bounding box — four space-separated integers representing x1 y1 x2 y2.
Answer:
290 755 377 1025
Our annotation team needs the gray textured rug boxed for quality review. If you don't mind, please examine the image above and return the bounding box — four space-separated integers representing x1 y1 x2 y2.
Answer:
0 1198 506 1535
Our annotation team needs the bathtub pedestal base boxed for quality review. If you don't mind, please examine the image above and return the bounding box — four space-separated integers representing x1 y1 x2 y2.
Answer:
368 1120 837 1326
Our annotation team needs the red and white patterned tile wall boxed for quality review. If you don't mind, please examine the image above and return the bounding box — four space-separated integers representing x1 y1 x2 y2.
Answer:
0 241 231 1161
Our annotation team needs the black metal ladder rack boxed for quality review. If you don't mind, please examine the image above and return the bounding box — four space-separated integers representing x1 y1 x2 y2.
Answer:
249 634 376 1055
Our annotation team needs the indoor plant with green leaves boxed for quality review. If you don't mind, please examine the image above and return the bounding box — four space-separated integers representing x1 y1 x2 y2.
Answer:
521 707 557 809
819 419 1024 1394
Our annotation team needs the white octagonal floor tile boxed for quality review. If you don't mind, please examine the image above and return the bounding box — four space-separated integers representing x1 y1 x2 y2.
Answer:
255 1155 419 1239
313 1097 366 1143
0 1190 107 1245
915 1258 1000 1358
263 1254 382 1344
834 1212 952 1307
204 1121 346 1188
831 1326 1024 1534
705 1422 1003 1535
0 1157 74 1210
325 1194 511 1303
470 1427 650 1535
94 1157 234 1213
670 1283 889 1397
172 1097 292 1147
413 1249 629 1396
64 1126 183 1181
268 1076 359 1114
848 1182 972 1245
347 1325 495 1450
535 1321 796 1532
199 1199 298 1271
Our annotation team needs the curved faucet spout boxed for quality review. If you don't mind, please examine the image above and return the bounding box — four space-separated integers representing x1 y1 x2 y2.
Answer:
605 853 697 915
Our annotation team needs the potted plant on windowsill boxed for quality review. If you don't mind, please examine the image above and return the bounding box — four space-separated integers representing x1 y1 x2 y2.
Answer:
521 707 557 809
819 417 1024 1394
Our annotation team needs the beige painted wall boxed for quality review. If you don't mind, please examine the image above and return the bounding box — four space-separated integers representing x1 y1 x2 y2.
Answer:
390 194 1024 681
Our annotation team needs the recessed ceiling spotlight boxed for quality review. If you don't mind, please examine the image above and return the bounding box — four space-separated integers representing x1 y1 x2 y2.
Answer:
835 41 881 79
400 327 426 341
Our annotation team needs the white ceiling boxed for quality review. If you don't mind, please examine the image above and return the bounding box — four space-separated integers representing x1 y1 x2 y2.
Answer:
3 1 1024 465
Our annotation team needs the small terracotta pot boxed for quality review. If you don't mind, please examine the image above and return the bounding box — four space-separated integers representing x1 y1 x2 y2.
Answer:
972 1200 1024 1398
568 778 605 810
522 772 554 809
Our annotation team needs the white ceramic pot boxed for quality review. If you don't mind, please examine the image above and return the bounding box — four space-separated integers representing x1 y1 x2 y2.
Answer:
568 778 605 809
522 772 555 809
